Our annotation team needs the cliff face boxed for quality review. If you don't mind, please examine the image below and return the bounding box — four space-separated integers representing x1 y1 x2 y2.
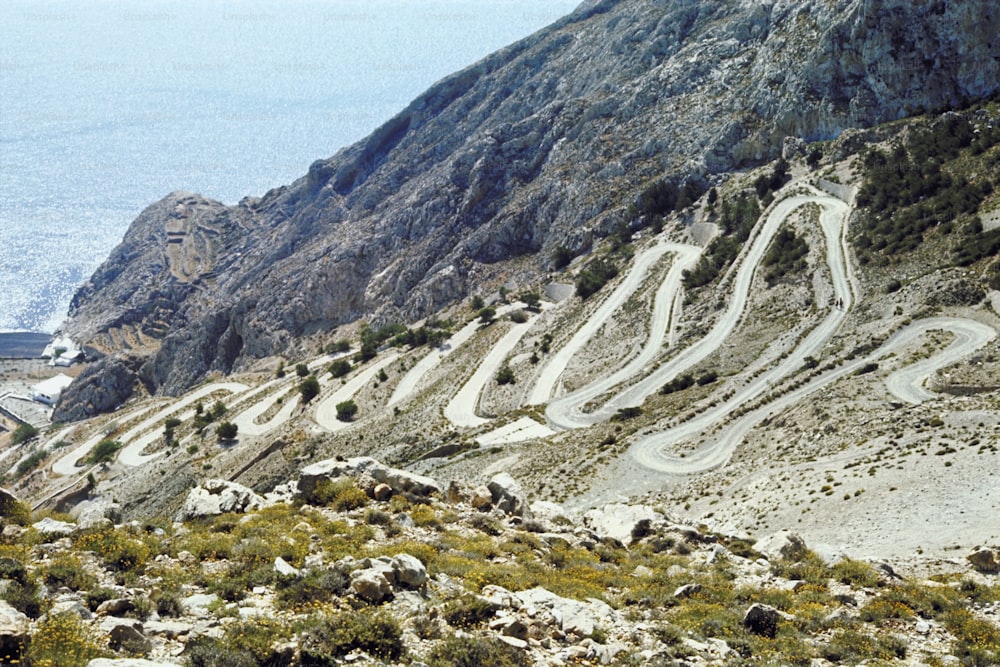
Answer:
62 0 1000 401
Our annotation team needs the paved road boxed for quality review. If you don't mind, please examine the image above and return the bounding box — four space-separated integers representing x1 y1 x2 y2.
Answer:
391 303 527 408
315 354 400 431
443 316 540 429
531 242 700 407
548 189 850 430
631 316 996 473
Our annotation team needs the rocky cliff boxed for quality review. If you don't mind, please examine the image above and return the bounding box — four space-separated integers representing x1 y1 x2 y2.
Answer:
61 0 1000 404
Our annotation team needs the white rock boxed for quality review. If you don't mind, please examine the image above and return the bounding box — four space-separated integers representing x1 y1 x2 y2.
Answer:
391 553 427 588
176 480 263 521
32 517 76 536
583 504 659 544
274 557 299 577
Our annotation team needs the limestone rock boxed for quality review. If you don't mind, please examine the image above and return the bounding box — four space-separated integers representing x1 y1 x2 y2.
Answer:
515 587 617 638
32 517 76 536
0 600 28 663
753 530 808 561
176 479 263 521
487 473 526 516
299 457 440 501
470 486 493 511
350 567 393 603
73 498 124 528
967 547 1000 574
583 504 660 545
391 554 427 588
109 623 152 654
274 557 299 577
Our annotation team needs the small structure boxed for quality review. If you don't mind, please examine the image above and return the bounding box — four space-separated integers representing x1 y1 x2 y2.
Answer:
42 336 83 367
31 374 74 406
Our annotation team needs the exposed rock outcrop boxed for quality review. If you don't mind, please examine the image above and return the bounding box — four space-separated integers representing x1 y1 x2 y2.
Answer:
175 479 264 521
53 354 145 422
60 0 1000 405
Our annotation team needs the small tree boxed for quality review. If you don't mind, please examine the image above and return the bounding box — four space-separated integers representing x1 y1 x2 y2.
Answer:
88 439 121 464
295 363 310 378
216 422 238 441
335 400 358 422
329 359 352 378
470 295 485 310
377 368 389 383
10 423 39 446
299 377 321 403
496 365 516 386
477 307 496 327
520 292 542 312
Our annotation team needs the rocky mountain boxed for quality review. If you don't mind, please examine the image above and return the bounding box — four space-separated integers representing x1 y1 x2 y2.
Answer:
59 0 1000 406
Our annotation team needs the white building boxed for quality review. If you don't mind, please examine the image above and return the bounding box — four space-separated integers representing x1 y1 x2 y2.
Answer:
31 373 74 405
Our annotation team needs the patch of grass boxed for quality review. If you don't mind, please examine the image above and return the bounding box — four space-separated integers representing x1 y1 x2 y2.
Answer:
299 608 405 663
426 634 529 667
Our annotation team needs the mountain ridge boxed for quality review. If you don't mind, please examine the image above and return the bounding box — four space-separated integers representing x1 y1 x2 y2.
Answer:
60 0 1000 408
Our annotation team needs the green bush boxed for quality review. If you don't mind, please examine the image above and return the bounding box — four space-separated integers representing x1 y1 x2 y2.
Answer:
299 609 405 663
576 258 619 299
762 227 809 286
9 423 39 446
23 612 109 666
14 450 46 478
299 376 321 403
216 421 238 441
87 439 121 464
495 365 516 385
42 555 96 591
276 568 349 608
335 400 358 422
295 363 310 377
426 634 529 667
329 359 352 378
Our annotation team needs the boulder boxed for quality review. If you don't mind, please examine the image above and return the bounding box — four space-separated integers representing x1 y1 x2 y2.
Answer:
0 600 28 663
96 599 134 616
372 483 393 501
350 567 393 603
299 457 441 501
515 587 617 638
752 530 808 561
967 547 1000 574
529 501 570 525
744 603 785 638
583 504 660 544
176 479 263 521
470 486 493 511
73 498 123 528
274 557 299 577
32 517 76 536
109 624 151 654
487 473 526 516
391 554 427 588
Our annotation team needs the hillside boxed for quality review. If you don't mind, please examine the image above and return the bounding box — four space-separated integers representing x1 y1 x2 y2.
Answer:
58 0 1000 404
2 1 1000 664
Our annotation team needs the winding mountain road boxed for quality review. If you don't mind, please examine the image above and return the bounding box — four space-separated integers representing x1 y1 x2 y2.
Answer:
631 316 996 474
547 188 851 430
530 242 700 407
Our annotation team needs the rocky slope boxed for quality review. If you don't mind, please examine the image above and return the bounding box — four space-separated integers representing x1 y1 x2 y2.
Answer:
61 0 1000 406
2 461 998 666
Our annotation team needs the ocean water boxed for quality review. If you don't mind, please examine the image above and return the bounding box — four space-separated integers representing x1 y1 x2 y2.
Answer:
0 0 579 333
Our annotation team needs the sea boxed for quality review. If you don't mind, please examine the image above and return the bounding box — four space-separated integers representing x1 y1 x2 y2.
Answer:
0 0 580 334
